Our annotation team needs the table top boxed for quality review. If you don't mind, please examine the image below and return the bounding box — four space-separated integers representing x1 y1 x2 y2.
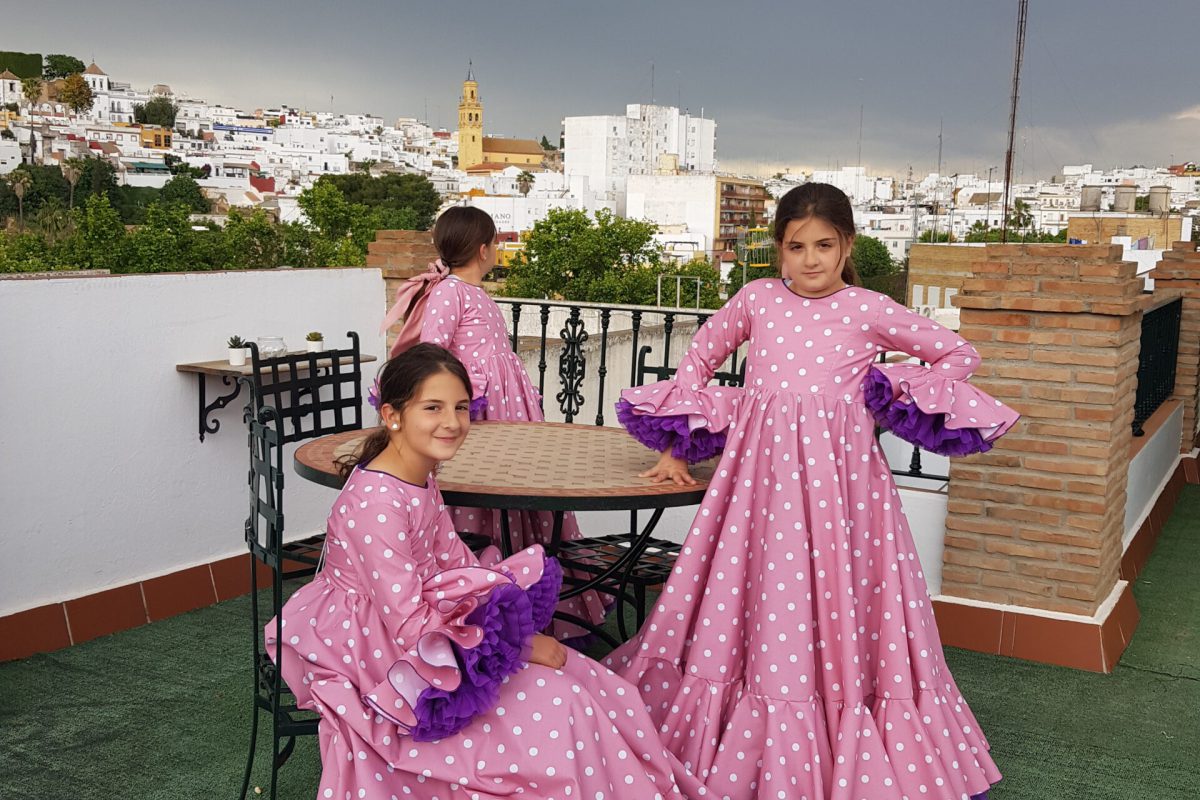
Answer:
294 421 714 512
176 352 377 377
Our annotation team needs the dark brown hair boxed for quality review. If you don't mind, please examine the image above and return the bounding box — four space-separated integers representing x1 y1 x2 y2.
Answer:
337 343 473 480
773 183 860 285
433 206 497 268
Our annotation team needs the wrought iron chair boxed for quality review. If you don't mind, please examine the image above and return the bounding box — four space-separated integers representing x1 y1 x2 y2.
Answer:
243 332 366 575
556 344 747 643
236 334 364 798
238 403 319 800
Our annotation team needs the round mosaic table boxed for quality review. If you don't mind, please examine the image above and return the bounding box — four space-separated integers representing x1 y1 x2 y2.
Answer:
294 421 715 644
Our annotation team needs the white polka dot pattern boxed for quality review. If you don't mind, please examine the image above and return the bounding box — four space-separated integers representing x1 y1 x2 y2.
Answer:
267 468 706 799
609 281 1004 799
421 276 608 639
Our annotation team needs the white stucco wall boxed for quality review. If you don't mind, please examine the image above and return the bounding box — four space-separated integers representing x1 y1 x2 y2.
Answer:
0 269 386 617
1123 402 1183 548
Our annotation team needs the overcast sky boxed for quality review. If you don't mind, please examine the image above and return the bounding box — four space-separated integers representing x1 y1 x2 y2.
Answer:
7 0 1199 179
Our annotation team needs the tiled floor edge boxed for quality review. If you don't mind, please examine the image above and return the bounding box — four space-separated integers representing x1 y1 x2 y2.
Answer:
934 581 1137 673
0 555 264 662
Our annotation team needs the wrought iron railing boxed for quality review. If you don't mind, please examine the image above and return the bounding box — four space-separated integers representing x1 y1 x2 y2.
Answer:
493 297 943 481
1133 296 1182 436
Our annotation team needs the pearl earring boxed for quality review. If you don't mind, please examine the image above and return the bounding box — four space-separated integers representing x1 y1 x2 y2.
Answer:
391 423 399 430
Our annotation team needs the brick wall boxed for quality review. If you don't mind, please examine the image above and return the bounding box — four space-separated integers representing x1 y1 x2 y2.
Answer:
906 243 980 307
368 230 439 353
1147 241 1200 449
943 243 1144 616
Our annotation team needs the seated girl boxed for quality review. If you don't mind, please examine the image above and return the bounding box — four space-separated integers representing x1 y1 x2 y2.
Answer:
267 343 704 800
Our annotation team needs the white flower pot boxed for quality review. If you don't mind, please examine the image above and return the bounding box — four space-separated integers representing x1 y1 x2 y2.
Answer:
307 340 325 353
228 347 247 366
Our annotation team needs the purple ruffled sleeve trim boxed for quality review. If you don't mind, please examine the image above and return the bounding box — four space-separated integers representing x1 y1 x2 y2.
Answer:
469 395 488 421
526 555 563 632
410 581 534 741
863 369 991 457
615 398 726 464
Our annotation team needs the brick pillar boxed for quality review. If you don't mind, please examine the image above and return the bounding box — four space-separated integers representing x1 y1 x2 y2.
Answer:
367 230 439 353
935 243 1145 671
1147 241 1200 451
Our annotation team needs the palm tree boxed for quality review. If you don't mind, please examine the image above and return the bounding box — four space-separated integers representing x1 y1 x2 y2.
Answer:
20 77 42 112
516 170 535 197
8 170 32 231
62 158 83 209
35 197 70 243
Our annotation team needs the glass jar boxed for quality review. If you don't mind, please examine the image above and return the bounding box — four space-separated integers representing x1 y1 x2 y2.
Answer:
256 336 288 358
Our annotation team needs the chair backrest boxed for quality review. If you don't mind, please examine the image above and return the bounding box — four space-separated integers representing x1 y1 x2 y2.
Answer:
245 404 287 570
245 331 365 446
634 344 747 388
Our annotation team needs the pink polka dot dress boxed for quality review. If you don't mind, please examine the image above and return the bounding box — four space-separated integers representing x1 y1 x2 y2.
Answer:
421 275 608 640
268 467 708 800
607 280 1018 800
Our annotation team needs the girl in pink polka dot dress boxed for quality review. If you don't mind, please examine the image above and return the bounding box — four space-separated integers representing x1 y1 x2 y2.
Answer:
383 206 607 640
607 185 1018 800
269 344 706 800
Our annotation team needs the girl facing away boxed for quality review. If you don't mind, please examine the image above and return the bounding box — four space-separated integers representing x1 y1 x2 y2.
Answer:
268 343 707 800
607 184 1018 800
380 206 607 641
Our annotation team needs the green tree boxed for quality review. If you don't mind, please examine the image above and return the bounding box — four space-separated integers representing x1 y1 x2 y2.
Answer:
133 96 178 128
1008 199 1034 238
852 235 896 279
71 193 127 271
42 54 85 80
61 159 83 209
298 181 353 241
33 197 71 243
160 174 210 213
501 208 663 302
917 230 955 243
125 202 194 272
58 73 95 114
0 164 68 221
222 209 283 269
539 135 557 151
78 157 118 199
318 173 440 229
7 170 31 230
0 231 56 273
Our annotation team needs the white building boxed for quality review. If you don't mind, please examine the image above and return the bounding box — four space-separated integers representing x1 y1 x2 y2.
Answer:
0 70 21 107
563 104 716 213
458 167 613 233
626 173 721 254
0 139 21 174
810 166 894 203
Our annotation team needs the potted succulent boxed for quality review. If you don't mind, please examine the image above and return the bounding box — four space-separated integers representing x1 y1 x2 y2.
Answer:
305 331 325 353
227 335 247 366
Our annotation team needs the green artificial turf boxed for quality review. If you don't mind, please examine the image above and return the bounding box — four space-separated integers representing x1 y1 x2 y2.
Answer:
3 489 1197 799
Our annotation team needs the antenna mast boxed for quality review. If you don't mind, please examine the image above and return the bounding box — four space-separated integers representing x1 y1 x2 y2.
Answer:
1001 0 1029 243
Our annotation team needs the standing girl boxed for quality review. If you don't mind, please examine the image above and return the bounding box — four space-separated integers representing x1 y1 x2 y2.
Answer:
608 184 1016 800
380 206 606 639
268 343 705 800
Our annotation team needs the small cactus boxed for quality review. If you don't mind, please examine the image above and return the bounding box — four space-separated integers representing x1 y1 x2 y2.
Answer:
227 335 245 348
305 331 324 342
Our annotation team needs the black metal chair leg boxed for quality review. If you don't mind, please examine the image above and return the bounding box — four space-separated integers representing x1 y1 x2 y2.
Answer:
240 559 261 800
270 714 282 800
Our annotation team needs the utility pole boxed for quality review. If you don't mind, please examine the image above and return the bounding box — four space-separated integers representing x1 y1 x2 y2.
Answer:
1002 0 1030 243
931 118 943 242
986 165 996 230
